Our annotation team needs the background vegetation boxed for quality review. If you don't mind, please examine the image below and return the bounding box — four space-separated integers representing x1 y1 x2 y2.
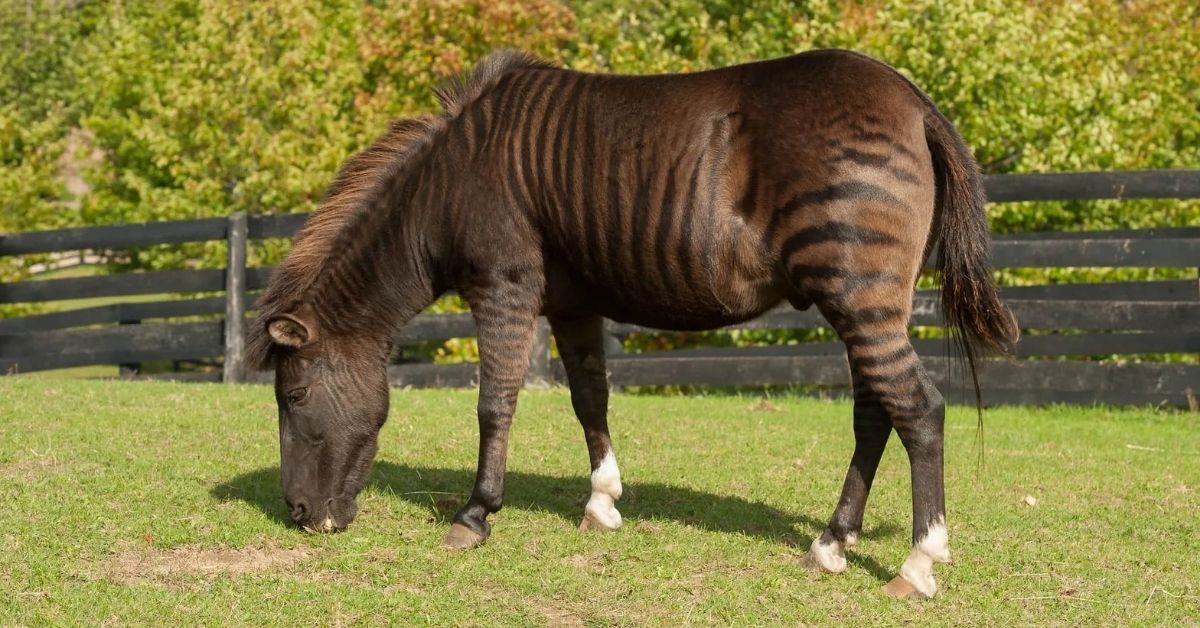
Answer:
2 0 1197 358
3 0 1197 254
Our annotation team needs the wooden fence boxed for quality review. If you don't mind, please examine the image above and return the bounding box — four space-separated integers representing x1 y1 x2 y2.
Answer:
2 170 1198 406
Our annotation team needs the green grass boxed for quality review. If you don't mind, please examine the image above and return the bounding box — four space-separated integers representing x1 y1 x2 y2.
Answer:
1 378 1197 625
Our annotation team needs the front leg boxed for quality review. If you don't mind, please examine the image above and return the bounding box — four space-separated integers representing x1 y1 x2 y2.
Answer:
548 314 624 532
442 284 541 550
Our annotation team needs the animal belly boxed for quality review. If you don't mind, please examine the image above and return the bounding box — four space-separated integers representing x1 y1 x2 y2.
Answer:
560 264 783 331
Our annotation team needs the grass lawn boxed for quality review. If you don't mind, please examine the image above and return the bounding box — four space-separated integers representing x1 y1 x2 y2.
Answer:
1 378 1197 625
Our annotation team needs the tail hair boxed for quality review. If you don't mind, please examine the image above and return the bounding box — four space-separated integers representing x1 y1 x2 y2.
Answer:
924 107 1020 410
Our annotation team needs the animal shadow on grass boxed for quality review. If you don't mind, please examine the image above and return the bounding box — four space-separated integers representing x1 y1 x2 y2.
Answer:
211 462 899 582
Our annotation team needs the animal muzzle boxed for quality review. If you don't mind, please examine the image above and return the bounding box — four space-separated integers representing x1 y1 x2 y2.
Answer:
288 496 357 533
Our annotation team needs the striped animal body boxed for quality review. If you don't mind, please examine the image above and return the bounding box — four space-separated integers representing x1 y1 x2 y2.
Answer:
248 49 1017 599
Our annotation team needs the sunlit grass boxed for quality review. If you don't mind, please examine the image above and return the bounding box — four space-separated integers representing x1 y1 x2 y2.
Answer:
1 378 1197 624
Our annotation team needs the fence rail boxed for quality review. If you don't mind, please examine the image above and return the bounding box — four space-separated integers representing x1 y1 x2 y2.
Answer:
2 170 1198 406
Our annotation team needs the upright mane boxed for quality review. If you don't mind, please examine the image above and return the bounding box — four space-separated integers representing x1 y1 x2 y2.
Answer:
246 50 555 370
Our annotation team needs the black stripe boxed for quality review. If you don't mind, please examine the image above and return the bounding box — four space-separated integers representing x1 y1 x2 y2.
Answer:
603 141 624 287
790 265 901 283
824 305 907 330
629 152 654 294
856 130 920 162
561 78 583 249
677 151 705 287
840 333 902 348
780 221 900 264
516 72 550 213
851 345 918 370
836 147 921 185
852 306 905 324
766 181 908 244
481 79 510 154
857 364 920 388
653 152 684 295
581 92 602 274
538 74 571 229
739 166 759 214
468 94 489 156
557 76 589 244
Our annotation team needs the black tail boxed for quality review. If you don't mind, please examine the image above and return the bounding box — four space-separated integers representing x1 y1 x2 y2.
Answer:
923 106 1019 408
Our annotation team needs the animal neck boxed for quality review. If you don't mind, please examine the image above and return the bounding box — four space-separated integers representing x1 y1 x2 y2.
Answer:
301 156 446 344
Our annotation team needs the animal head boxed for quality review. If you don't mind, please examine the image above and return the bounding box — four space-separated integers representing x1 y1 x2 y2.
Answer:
260 305 391 533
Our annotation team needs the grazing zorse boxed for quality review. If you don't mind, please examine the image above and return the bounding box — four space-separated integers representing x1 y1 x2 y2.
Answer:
247 49 1017 599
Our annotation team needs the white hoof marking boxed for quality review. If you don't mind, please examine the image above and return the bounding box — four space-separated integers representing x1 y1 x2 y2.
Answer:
807 537 848 573
583 451 623 530
898 516 950 598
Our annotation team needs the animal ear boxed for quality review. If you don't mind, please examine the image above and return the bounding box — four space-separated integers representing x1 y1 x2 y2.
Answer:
267 311 316 348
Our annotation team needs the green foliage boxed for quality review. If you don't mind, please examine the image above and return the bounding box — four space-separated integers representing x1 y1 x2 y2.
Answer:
1 0 1196 350
4 0 1195 242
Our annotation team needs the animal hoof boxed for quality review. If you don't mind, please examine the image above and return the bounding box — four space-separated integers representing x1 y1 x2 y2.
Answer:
578 510 621 532
883 575 930 600
441 523 486 550
802 538 848 573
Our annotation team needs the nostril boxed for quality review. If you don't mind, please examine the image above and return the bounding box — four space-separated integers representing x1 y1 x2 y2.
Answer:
289 499 309 523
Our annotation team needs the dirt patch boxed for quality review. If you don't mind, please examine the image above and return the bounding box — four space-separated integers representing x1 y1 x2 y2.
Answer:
0 457 64 480
530 599 586 627
563 551 615 573
634 521 663 535
479 580 586 627
750 399 781 412
106 543 315 585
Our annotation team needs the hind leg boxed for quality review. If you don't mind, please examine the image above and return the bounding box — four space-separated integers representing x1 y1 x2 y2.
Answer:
880 361 950 599
834 319 950 598
548 314 623 532
804 388 892 573
791 262 950 596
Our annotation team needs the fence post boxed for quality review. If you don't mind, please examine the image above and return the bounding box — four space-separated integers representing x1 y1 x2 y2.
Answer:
528 317 552 387
223 211 248 384
118 316 141 378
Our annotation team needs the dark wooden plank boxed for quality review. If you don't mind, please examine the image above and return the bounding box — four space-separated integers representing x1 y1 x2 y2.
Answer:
0 322 222 372
922 237 1200 269
246 267 276 291
995 227 1200 241
983 170 1200 202
609 298 1199 336
913 297 1197 331
0 269 224 304
591 353 1198 407
628 331 1200 360
954 387 1196 408
1010 332 1200 357
0 297 225 333
997 299 1200 331
923 356 1197 396
528 319 551 384
0 218 228 256
387 363 478 388
124 371 223 383
988 238 1199 268
395 313 477 343
223 212 248 383
993 280 1198 302
605 354 851 387
0 324 223 357
247 213 308 239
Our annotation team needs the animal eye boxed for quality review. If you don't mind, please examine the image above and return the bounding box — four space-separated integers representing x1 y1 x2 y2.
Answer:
286 387 309 405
